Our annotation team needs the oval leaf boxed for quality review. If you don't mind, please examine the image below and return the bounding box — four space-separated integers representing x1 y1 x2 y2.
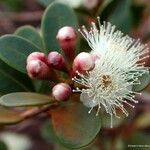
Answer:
41 2 78 53
0 35 41 73
0 59 33 95
50 102 101 149
15 25 44 50
0 107 22 125
132 72 150 92
0 92 53 107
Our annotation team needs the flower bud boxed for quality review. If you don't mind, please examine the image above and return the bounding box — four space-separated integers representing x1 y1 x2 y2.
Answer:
26 60 51 80
83 0 99 10
56 26 77 63
27 52 47 64
91 52 100 62
73 52 95 73
47 51 66 70
52 83 72 101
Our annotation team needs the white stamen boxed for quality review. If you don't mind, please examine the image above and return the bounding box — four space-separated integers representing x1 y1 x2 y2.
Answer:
74 17 149 128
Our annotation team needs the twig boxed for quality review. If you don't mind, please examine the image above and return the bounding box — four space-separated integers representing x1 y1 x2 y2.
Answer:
20 104 56 120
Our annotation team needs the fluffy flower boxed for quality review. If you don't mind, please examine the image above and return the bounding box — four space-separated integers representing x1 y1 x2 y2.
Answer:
72 17 149 128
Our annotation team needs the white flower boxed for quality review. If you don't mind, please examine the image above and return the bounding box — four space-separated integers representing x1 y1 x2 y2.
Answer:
72 18 149 128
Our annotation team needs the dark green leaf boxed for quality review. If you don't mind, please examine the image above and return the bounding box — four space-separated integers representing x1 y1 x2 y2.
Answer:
33 80 53 93
97 0 114 15
0 35 41 73
101 0 133 33
131 4 144 26
0 107 22 125
41 2 78 53
0 59 33 95
132 72 150 92
15 25 44 51
0 92 53 107
51 102 101 149
0 140 7 150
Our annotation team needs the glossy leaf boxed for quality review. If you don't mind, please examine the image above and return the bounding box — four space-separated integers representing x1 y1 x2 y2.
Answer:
15 25 44 50
41 2 78 53
50 102 101 149
0 92 53 107
132 72 150 92
0 35 40 73
0 59 33 95
0 107 22 125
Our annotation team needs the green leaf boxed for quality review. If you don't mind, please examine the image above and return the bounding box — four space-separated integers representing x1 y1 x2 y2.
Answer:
42 2 78 53
0 35 41 73
101 112 126 128
0 92 53 107
15 25 44 51
101 0 133 33
97 0 114 15
50 102 101 149
33 80 53 93
0 140 7 150
42 121 59 144
0 60 33 95
37 0 54 7
0 107 22 125
132 72 150 92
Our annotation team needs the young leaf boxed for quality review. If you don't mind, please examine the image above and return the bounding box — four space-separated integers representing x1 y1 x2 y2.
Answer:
0 107 22 125
0 92 53 107
50 102 101 149
41 2 78 53
0 35 41 73
0 59 33 95
15 25 44 51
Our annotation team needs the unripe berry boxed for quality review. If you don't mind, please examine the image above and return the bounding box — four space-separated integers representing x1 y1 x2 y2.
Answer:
26 60 51 80
73 52 95 73
47 51 66 70
52 83 72 101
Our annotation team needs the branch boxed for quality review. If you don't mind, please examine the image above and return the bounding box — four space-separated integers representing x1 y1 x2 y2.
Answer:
20 104 56 120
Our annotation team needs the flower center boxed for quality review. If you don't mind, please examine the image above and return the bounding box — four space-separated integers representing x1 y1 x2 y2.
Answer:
100 75 112 90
